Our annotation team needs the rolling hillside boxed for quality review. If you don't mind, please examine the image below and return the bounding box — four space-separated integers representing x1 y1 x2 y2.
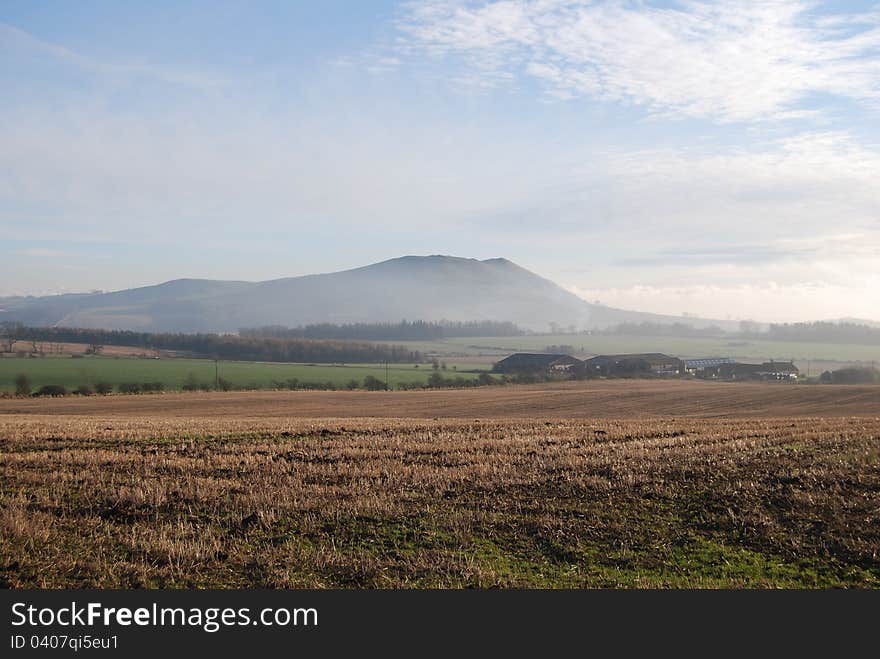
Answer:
0 255 730 333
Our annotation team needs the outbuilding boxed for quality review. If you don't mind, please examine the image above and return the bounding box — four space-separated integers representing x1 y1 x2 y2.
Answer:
493 353 582 374
584 353 683 377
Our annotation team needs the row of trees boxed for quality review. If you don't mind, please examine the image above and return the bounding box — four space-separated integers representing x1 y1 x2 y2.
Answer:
398 372 497 390
765 322 880 345
239 320 524 341
0 323 422 363
9 371 501 396
819 367 880 384
13 374 161 396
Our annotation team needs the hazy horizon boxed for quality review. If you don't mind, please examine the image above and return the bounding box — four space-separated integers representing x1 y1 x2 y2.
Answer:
2 1 879 323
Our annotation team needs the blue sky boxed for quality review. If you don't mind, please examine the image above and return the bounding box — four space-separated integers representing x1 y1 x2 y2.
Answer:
2 0 879 322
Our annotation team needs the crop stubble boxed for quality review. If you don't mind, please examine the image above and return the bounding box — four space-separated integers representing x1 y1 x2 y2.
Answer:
2 379 880 419
2 402 878 587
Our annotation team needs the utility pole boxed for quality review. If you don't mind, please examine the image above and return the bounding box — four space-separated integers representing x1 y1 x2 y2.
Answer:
215 359 219 390
385 360 390 391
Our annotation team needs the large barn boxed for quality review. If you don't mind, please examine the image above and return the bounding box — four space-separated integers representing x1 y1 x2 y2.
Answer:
683 357 733 374
583 353 683 377
699 361 800 381
493 353 583 374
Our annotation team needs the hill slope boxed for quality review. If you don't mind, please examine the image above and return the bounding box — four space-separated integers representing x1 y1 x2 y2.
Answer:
0 255 726 333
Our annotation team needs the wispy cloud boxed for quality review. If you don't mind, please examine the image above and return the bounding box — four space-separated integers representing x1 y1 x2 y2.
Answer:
16 248 66 258
396 0 880 122
0 23 228 90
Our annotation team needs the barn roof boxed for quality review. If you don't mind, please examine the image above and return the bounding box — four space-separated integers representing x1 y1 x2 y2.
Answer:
759 361 799 372
684 357 734 368
494 353 581 370
586 353 679 364
717 361 799 374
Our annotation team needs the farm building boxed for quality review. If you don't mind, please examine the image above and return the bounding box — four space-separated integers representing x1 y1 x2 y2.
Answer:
702 361 799 381
493 353 583 374
584 353 683 377
684 357 733 374
755 361 800 380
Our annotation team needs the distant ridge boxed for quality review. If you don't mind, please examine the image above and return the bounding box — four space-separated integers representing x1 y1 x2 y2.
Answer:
0 255 736 333
830 317 880 328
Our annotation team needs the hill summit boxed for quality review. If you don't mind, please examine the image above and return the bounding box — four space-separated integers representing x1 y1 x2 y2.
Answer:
0 255 707 333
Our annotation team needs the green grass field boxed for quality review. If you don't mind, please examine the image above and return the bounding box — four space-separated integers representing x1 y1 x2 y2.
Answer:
0 356 486 392
5 332 877 393
428 334 880 364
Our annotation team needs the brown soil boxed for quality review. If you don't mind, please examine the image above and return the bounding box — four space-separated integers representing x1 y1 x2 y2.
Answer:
1 379 878 419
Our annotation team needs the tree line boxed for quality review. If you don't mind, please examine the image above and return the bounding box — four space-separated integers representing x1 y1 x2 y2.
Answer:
603 320 880 345
8 371 502 397
764 322 880 345
239 320 524 341
0 323 422 363
819 367 880 384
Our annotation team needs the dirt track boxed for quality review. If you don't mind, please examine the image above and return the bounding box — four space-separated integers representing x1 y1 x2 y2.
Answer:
1 380 878 419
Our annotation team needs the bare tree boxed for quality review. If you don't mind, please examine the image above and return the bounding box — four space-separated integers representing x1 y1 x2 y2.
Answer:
1 322 23 353
14 373 31 396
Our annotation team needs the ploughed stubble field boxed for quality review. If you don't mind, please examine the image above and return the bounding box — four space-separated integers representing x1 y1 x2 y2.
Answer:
2 397 879 588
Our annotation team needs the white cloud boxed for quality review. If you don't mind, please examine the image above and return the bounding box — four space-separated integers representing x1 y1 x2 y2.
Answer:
466 129 880 258
587 131 880 241
566 279 880 324
496 129 880 320
16 248 65 257
397 0 880 122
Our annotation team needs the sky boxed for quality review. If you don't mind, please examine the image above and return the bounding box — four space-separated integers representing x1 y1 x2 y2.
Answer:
1 0 879 322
